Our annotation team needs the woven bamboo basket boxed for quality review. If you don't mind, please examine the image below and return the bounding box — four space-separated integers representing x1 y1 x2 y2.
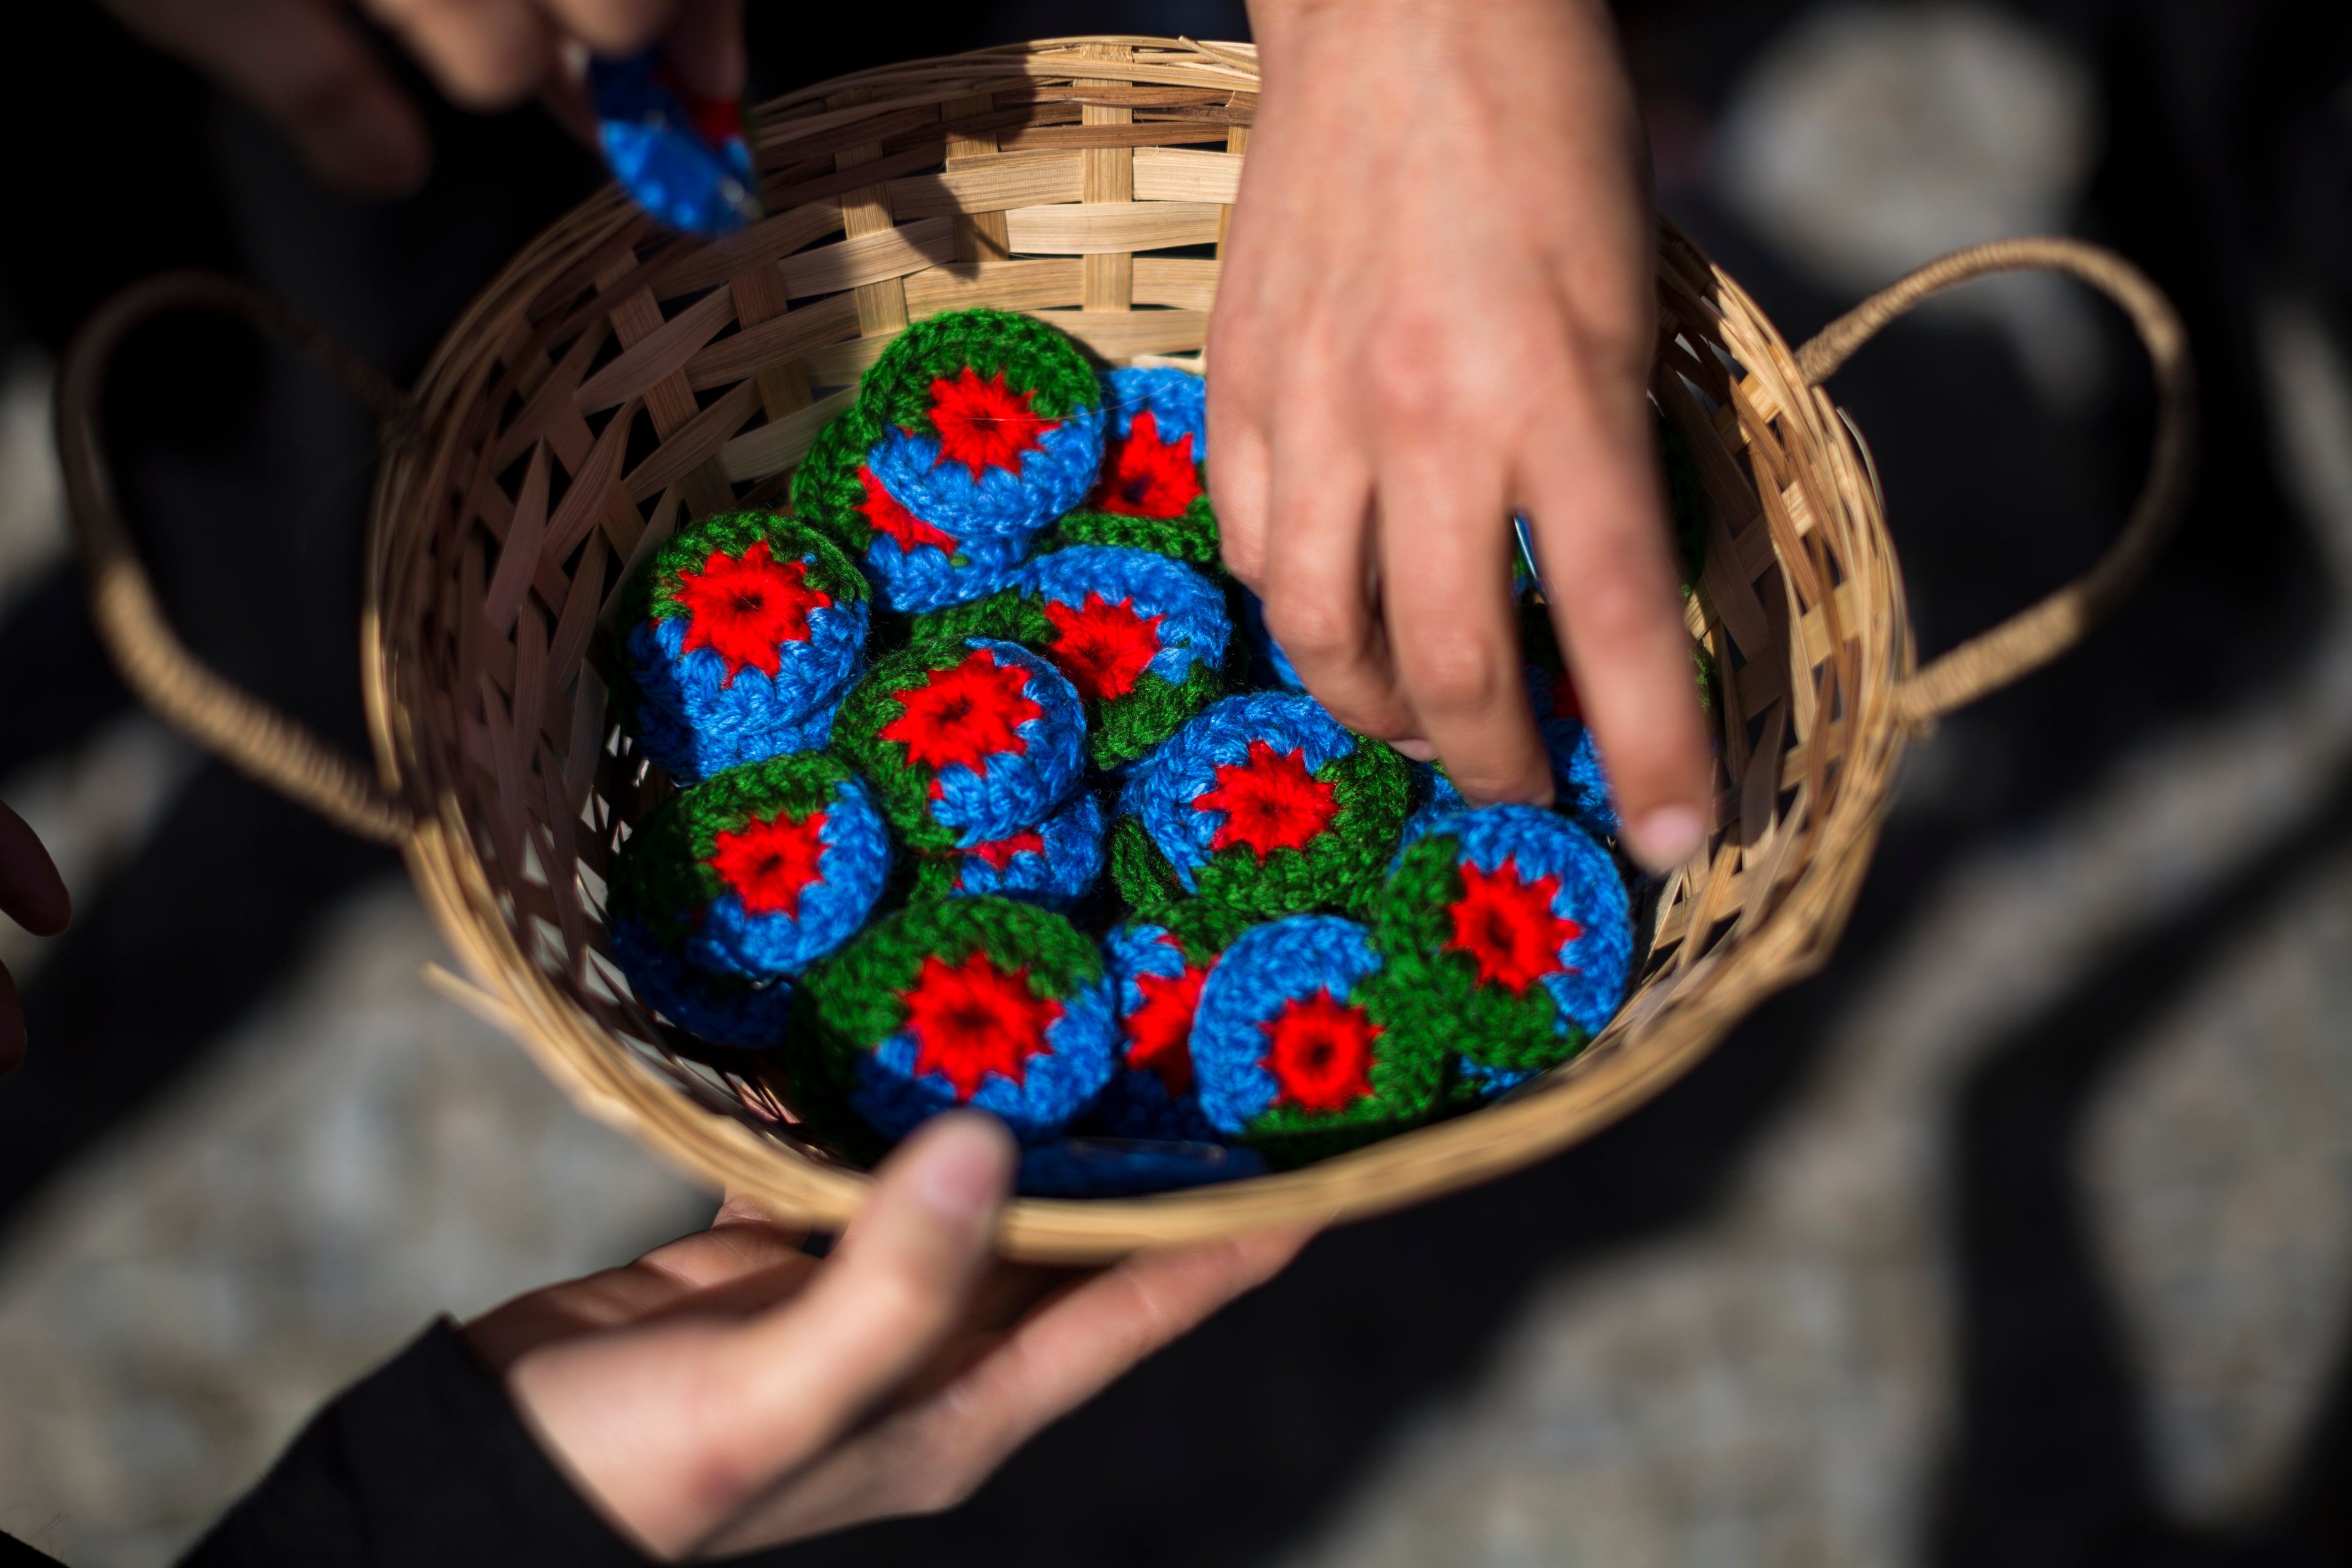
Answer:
59 37 2192 1261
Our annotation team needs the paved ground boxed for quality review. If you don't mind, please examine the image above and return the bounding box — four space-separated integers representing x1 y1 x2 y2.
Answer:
0 4 2347 1566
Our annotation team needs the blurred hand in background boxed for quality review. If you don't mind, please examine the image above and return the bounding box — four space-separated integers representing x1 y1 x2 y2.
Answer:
0 801 68 1074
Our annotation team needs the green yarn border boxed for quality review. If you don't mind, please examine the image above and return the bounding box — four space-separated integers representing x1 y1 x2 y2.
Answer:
1046 494 1221 567
1237 993 1444 1169
828 645 1000 853
620 509 868 633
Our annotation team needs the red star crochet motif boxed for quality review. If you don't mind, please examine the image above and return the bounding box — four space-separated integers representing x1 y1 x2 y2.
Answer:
858 466 957 555
1042 592 1164 703
1125 950 1206 1096
925 368 1061 480
879 649 1041 776
670 541 831 685
1259 989 1380 1113
706 809 829 920
1091 411 1202 519
900 951 1062 1100
1193 741 1340 862
1447 857 1583 995
964 828 1046 871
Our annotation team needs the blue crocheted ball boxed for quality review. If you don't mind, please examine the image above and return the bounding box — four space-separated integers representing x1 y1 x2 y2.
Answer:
1020 545 1231 765
1114 692 1411 920
620 514 869 782
1525 665 1618 839
793 898 1117 1146
1373 804 1632 1103
847 460 1038 614
1096 914 1232 1142
608 918 795 1047
1400 762 1469 851
1189 915 1437 1153
862 406 1105 543
918 788 1105 911
834 638 1087 853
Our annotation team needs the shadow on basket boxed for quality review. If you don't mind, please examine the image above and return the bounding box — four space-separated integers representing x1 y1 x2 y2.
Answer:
56 38 2192 1262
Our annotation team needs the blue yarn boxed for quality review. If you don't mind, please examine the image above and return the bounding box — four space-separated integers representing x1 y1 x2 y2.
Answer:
1191 915 1385 1134
1016 1137 1263 1196
1122 692 1360 890
1438 805 1633 1038
939 789 1105 910
850 971 1117 1144
609 917 795 1046
923 640 1087 848
1399 763 1470 853
1095 919 1219 1141
589 48 759 238
1098 366 1208 454
1021 545 1231 688
861 525 1034 615
626 591 867 782
683 775 893 980
862 407 1106 541
1525 666 1619 839
1455 1059 1534 1100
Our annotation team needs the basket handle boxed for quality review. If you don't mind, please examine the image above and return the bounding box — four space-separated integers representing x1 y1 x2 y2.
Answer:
56 271 415 844
1794 237 2197 726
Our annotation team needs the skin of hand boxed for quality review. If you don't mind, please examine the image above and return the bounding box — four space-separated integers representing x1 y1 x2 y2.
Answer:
1214 0 1713 871
465 1113 1311 1560
0 801 70 1075
91 0 744 199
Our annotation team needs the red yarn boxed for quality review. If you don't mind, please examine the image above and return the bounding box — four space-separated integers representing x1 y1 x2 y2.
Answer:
881 649 1041 776
1043 592 1164 703
1259 989 1380 1112
926 367 1061 479
858 466 957 555
1091 411 1201 519
671 541 832 684
1447 857 1583 995
707 809 830 919
1549 669 1584 722
900 950 1063 1100
1125 952 1206 1096
965 828 1047 870
1195 741 1340 862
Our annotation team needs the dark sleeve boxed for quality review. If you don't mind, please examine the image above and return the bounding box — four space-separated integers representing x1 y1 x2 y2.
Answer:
177 1318 647 1568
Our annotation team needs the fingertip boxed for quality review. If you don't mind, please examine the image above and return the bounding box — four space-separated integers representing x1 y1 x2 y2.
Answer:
893 1112 1015 1228
1624 803 1707 875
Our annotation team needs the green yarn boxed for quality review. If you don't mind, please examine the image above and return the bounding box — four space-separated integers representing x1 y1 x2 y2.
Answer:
862 308 1103 433
906 589 1048 655
1363 829 1589 1109
829 647 969 852
1156 898 1257 964
1046 499 1222 567
787 897 1104 1159
618 509 867 632
607 750 865 949
1114 739 1413 923
789 410 889 560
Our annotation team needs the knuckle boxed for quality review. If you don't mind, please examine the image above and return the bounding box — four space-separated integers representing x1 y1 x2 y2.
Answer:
1398 632 1506 716
1262 596 1360 664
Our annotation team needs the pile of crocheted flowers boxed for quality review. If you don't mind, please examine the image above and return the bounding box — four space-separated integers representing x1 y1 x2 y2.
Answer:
604 308 1676 1194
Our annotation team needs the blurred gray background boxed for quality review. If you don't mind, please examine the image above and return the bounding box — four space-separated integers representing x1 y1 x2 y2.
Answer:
2 1 2350 1564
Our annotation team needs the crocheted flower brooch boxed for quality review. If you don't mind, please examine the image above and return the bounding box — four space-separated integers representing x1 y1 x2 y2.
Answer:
911 544 1232 767
616 511 869 782
606 751 890 1044
833 637 1087 852
1049 367 1219 566
794 309 1105 612
1112 692 1410 920
790 897 1118 1150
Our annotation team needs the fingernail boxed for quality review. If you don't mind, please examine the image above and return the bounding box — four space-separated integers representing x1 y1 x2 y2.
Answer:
913 1117 1011 1222
1393 738 1438 762
1628 804 1706 872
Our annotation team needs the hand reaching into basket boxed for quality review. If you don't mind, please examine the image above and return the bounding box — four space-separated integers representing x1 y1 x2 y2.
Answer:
0 802 69 1075
464 1113 1309 1558
1214 0 1713 871
93 0 743 197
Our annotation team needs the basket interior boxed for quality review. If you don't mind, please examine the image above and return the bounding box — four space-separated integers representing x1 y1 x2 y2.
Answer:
368 38 1913 1251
